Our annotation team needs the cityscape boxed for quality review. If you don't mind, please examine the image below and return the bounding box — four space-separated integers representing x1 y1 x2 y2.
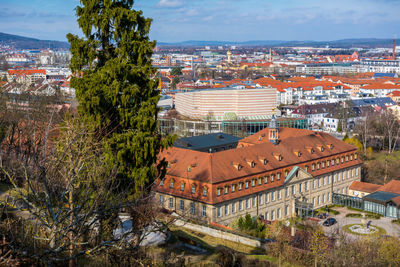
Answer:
0 0 400 266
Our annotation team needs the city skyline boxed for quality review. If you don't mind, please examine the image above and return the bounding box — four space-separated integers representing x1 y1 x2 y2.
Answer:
0 0 400 43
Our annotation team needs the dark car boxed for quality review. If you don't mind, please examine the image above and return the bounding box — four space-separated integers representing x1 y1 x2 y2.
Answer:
323 218 337 226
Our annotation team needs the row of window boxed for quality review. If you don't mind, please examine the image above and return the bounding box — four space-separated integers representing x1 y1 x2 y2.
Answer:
160 195 208 217
307 153 358 172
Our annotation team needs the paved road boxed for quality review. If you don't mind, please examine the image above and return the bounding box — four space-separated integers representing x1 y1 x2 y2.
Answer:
320 207 400 239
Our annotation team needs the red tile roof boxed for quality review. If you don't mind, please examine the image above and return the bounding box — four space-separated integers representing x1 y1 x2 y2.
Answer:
349 181 382 193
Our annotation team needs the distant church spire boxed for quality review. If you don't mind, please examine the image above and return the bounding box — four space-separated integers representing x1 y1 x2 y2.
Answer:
269 108 279 145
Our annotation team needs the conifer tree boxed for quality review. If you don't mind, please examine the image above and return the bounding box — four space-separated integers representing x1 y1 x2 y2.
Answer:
67 0 173 197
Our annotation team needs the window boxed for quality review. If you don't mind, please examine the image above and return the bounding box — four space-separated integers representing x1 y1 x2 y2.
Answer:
231 184 236 193
327 160 330 167
312 164 315 171
180 183 185 191
264 176 268 184
232 202 236 213
277 208 281 219
160 195 164 205
202 205 207 217
346 155 349 162
327 192 330 201
225 204 229 216
317 196 320 205
291 185 295 195
277 173 281 180
317 163 320 170
285 170 289 177
271 191 275 201
355 153 358 160
203 187 207 196
217 207 221 217
245 181 249 189
318 178 320 188
322 194 325 203
332 159 335 166
217 188 221 196
265 192 269 203
191 202 195 215
259 194 263 205
224 186 228 194
253 196 257 207
271 174 274 182
191 185 196 194
313 197 315 206
239 200 243 211
323 177 326 186
322 161 325 168
299 183 302 193
170 180 174 188
239 183 242 191
169 198 173 208
265 211 269 220
328 175 331 184
305 166 309 172
246 198 250 209
258 177 262 185
305 181 308 191
313 180 316 189
336 158 339 164
350 154 353 161
285 187 289 197
160 179 164 186
341 157 344 163
271 210 275 220
252 179 255 187
355 168 359 176
277 189 281 199
180 200 184 211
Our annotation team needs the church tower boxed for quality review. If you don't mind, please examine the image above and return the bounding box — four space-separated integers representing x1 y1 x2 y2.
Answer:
269 109 279 145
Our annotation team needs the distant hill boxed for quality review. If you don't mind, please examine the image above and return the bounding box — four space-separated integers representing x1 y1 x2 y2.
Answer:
0 32 70 50
158 38 400 48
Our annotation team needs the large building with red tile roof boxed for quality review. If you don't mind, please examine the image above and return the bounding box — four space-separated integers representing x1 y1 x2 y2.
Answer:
155 125 362 224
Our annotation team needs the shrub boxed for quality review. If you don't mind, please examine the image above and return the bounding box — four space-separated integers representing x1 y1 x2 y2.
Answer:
346 213 362 218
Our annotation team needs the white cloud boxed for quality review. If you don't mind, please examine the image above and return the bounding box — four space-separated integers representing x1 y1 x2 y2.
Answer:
156 0 184 8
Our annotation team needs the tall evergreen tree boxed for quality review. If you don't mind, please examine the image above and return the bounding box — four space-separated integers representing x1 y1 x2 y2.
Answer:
67 0 173 197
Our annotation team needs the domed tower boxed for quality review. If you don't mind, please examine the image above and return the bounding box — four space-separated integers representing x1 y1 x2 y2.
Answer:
269 109 279 145
227 50 232 64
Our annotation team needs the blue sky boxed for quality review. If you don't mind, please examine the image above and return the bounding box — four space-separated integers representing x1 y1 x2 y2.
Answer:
0 0 400 42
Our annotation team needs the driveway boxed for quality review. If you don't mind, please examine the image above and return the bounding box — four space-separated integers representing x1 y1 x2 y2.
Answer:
319 206 400 239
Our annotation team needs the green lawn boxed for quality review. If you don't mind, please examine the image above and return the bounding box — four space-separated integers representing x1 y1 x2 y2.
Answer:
342 224 386 236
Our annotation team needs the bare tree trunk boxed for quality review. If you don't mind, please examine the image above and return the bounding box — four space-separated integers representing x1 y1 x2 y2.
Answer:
69 187 74 267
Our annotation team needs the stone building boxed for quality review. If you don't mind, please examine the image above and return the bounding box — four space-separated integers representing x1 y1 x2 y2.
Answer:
155 122 362 225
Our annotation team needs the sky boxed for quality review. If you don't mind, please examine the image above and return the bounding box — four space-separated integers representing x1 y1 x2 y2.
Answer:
0 0 400 43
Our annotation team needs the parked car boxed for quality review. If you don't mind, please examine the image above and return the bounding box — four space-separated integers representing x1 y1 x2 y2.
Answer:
323 218 337 226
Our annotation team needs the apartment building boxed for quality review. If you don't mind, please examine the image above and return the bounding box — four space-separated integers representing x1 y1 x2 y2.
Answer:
155 123 362 225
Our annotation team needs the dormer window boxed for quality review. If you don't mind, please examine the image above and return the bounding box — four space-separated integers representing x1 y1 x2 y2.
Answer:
320 146 324 152
191 185 196 194
264 176 268 184
305 166 309 172
322 161 325 168
350 155 353 161
312 164 315 171
346 155 349 162
232 184 236 192
217 188 221 196
245 181 249 189
170 179 175 188
224 186 228 194
160 179 164 186
203 187 207 196
180 183 185 191
341 157 344 163
238 182 243 190
327 160 330 167
277 173 281 180
298 151 301 157
187 166 191 172
258 177 262 185
285 170 289 177
332 159 335 166
271 174 274 182
317 163 320 170
167 162 171 168
336 158 340 164
251 162 255 168
355 153 358 160
329 144 334 149
252 179 255 187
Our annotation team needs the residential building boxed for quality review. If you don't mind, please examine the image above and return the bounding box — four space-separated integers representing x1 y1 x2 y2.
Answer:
155 124 362 225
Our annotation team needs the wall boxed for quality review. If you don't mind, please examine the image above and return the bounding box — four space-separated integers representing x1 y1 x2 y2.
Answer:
173 218 263 248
